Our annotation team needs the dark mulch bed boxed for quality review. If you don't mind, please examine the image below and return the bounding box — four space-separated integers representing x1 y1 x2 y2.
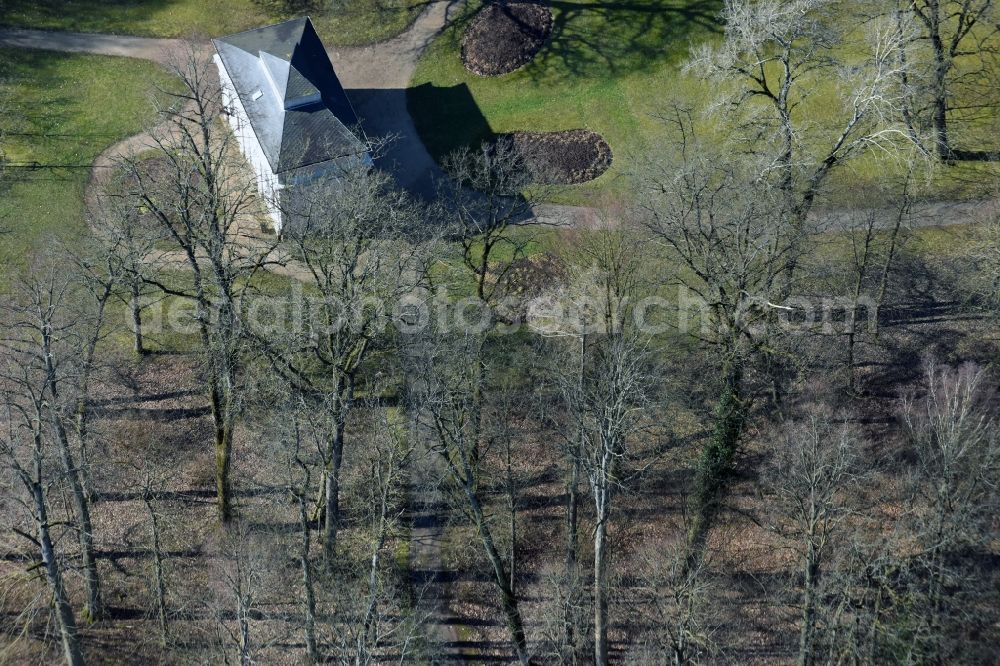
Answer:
461 1 553 77
504 129 613 184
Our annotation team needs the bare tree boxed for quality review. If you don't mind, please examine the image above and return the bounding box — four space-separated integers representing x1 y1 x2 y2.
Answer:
137 469 170 648
121 47 276 522
0 274 103 621
0 369 85 665
818 362 998 664
254 362 425 664
578 331 650 666
834 179 912 391
899 360 998 662
533 565 587 665
395 139 556 665
406 330 532 665
688 0 921 251
253 166 432 565
338 401 418 665
640 128 801 559
627 541 718 665
279 411 321 663
211 523 285 666
89 172 162 356
760 412 862 666
537 225 654 665
66 223 141 498
892 0 1000 160
438 138 545 310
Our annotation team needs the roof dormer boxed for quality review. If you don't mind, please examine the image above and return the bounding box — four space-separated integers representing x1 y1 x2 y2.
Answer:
259 49 322 110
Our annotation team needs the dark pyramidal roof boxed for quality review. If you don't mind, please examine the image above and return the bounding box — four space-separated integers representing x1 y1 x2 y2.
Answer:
213 17 367 174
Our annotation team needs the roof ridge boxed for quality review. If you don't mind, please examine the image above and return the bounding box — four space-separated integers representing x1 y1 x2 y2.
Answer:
211 15 311 43
213 17 368 174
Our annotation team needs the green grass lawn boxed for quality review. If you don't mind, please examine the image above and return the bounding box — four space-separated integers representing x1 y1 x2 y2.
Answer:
0 48 177 289
0 0 423 47
408 0 723 205
409 0 1000 205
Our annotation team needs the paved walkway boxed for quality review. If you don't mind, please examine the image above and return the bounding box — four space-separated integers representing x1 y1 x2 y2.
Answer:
0 5 453 197
0 8 593 226
0 28 183 64
3 14 991 232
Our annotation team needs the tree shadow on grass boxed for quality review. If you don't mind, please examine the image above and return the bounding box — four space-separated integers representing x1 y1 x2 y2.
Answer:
538 0 723 78
445 0 723 81
0 0 177 34
0 49 79 159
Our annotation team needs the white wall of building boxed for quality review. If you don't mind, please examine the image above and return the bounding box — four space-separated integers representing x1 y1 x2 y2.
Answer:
215 55 372 235
214 54 285 232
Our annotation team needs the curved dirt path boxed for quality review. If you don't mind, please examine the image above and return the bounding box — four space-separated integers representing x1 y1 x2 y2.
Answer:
0 7 593 227
2 11 469 652
0 5 454 198
87 124 314 282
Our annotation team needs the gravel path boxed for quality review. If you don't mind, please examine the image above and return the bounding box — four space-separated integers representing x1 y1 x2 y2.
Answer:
3 16 994 231
0 28 183 64
0 8 595 227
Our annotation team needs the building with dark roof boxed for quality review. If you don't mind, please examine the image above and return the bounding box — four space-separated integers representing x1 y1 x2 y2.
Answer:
212 17 370 231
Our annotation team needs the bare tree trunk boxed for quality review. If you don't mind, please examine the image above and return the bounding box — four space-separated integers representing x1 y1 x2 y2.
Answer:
51 414 102 621
357 510 390 665
32 480 86 666
323 376 352 567
846 224 874 394
74 287 110 506
130 283 144 355
562 334 585 664
928 12 954 161
323 414 345 566
798 534 819 666
466 486 530 665
40 304 103 620
211 382 234 523
239 609 252 666
214 425 233 523
894 7 929 153
763 416 861 666
874 187 909 338
563 443 580 662
506 434 517 596
142 493 169 647
190 267 235 527
232 538 255 666
297 491 319 662
593 509 609 666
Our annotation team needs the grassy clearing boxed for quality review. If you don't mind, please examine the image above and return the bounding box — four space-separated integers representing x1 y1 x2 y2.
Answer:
409 0 1000 205
0 48 177 290
0 0 423 47
408 0 723 205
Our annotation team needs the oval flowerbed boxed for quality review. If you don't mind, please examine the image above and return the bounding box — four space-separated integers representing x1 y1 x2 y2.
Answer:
461 1 554 77
505 129 613 184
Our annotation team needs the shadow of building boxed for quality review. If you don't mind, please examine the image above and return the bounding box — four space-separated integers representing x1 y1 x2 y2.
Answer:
346 82 493 200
